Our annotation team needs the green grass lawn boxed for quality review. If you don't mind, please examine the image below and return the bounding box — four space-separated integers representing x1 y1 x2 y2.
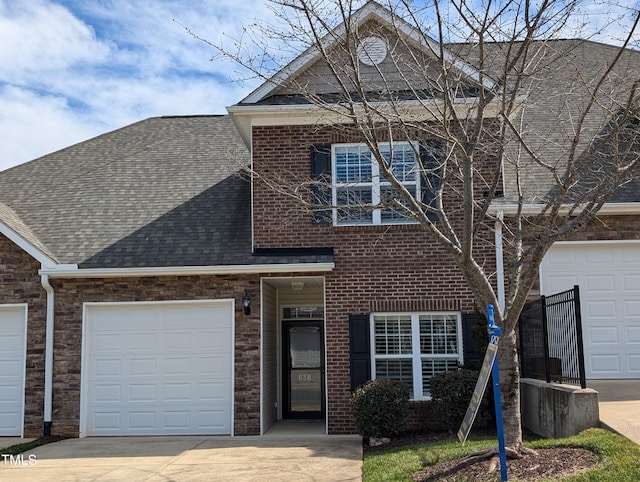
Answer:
363 428 640 482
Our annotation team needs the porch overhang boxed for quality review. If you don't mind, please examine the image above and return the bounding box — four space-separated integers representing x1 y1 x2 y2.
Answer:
39 262 335 279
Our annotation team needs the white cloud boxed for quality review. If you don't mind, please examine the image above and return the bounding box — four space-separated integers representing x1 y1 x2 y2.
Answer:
0 0 272 171
0 1 111 81
0 85 103 166
5 0 634 173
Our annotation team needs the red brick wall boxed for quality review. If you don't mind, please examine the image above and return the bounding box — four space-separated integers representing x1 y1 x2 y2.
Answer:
49 275 261 437
252 124 500 433
252 125 454 434
0 235 47 437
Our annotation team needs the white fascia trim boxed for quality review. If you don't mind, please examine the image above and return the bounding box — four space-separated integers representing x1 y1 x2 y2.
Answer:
492 202 640 216
40 263 335 279
548 239 640 247
228 97 501 124
0 221 57 269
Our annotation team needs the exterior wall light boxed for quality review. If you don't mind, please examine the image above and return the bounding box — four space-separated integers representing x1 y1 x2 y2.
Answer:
242 290 251 316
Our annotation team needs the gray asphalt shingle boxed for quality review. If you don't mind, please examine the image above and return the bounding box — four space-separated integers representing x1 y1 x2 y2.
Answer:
0 115 331 268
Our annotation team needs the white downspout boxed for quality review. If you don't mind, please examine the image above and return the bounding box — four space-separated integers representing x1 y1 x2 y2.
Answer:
495 210 506 312
41 274 54 436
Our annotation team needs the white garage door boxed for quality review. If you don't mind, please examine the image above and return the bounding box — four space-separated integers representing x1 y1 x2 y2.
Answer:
540 243 640 379
82 301 234 436
0 305 27 436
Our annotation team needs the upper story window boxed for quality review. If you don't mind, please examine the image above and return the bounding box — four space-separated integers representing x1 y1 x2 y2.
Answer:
332 142 420 225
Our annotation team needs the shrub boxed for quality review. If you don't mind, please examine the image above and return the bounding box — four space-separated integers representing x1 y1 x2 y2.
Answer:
351 379 410 438
430 369 494 431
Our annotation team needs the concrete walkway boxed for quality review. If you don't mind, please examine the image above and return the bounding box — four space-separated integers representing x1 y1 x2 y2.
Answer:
590 379 640 446
0 434 363 481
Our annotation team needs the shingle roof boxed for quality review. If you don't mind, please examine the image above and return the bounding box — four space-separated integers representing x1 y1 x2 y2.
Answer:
452 39 640 204
0 115 332 269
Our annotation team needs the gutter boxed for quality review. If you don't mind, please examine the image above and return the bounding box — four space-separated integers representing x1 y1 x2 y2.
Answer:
40 274 54 436
491 202 640 216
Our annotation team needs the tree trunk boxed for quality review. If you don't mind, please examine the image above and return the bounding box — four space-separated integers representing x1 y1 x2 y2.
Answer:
497 328 525 450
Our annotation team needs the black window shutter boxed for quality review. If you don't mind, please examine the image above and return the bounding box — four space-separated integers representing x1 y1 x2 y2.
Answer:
349 313 371 391
461 312 483 370
419 140 443 220
310 144 332 224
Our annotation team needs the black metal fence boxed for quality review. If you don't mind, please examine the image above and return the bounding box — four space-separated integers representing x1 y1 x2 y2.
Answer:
519 285 586 388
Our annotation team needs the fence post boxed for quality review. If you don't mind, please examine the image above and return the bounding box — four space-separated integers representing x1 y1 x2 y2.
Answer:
540 295 551 384
573 285 587 389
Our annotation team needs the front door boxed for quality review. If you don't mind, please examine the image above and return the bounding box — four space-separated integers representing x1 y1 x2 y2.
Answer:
283 321 325 419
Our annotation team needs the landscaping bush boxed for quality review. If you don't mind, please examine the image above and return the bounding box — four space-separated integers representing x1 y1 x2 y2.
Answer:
430 369 494 431
351 379 410 438
406 399 449 432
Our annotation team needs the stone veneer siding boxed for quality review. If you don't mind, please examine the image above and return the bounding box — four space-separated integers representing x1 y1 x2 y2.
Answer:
49 275 261 438
0 235 47 437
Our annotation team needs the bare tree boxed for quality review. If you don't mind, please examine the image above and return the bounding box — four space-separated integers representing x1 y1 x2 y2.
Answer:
191 0 640 454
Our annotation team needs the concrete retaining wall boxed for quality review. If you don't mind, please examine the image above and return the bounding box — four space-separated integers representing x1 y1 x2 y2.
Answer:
520 378 599 438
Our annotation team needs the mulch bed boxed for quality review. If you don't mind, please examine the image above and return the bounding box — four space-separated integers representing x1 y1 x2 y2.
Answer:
365 432 599 481
413 447 598 481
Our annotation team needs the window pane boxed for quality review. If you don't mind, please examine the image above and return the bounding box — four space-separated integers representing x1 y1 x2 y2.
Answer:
374 315 412 355
375 359 413 393
380 185 417 223
335 145 372 183
336 186 373 224
380 144 416 182
422 358 459 397
420 314 459 354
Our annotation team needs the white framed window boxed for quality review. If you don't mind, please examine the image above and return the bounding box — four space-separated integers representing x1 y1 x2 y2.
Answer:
332 142 420 225
371 312 462 399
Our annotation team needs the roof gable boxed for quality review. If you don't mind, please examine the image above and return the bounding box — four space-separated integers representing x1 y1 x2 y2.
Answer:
239 0 489 106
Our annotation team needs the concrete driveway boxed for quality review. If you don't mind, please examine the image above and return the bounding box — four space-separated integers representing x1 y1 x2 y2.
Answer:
591 379 640 446
0 434 362 481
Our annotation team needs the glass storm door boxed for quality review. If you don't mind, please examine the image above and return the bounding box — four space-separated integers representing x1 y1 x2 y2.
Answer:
283 321 325 419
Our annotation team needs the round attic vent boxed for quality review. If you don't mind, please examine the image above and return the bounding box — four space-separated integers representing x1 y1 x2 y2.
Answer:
357 36 387 66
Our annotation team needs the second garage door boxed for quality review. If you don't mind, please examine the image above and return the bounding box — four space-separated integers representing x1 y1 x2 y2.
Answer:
82 300 234 436
0 305 27 436
540 242 640 379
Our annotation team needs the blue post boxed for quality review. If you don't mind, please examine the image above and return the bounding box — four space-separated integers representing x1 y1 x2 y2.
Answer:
487 304 508 481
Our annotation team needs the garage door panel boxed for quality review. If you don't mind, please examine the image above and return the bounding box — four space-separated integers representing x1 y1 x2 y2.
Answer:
0 305 27 436
84 301 233 436
627 301 640 317
586 275 615 292
541 243 640 379
588 326 619 344
545 275 579 293
585 300 618 318
624 274 640 292
589 354 620 374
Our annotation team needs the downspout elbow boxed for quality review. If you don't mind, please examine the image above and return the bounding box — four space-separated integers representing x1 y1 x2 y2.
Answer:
41 274 54 437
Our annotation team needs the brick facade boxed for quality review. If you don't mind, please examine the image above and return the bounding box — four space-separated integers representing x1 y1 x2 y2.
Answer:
252 123 500 433
6 123 637 438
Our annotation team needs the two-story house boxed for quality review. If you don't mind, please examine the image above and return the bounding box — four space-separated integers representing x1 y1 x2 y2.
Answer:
0 1 638 439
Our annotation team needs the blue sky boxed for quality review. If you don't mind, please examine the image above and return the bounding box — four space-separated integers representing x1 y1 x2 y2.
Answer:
0 0 273 171
0 1 637 172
